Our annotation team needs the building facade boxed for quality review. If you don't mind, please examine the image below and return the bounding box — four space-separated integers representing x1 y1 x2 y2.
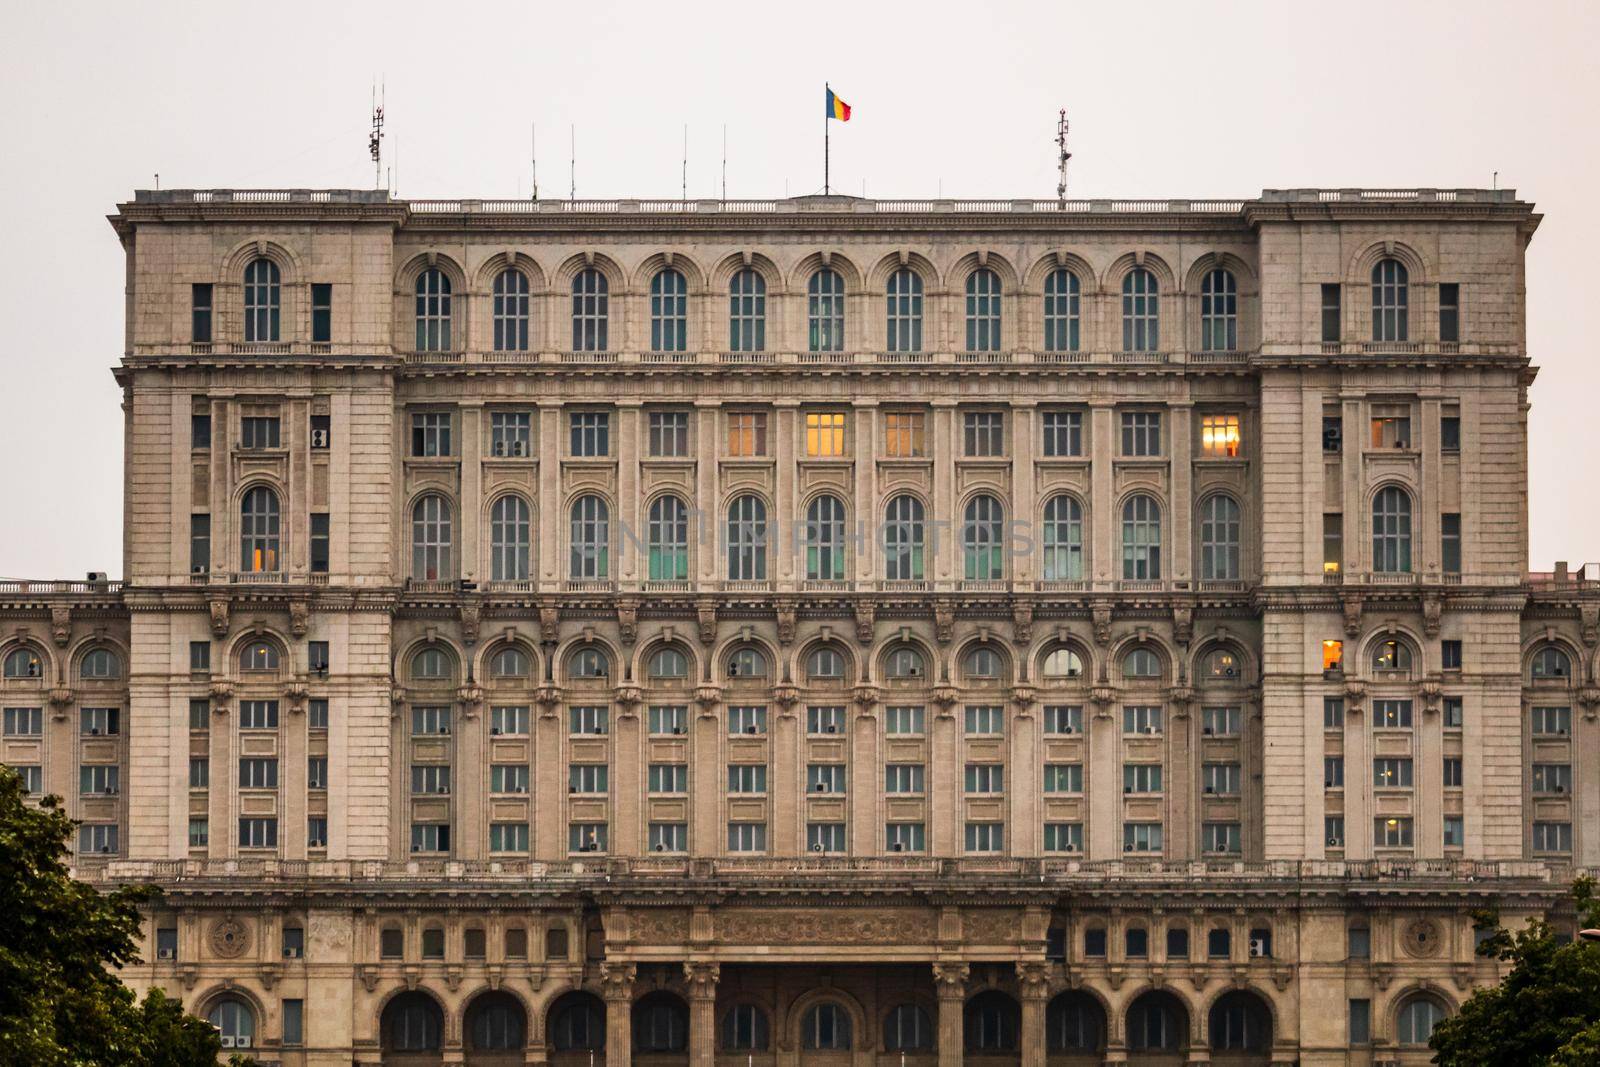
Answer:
1 186 1596 1065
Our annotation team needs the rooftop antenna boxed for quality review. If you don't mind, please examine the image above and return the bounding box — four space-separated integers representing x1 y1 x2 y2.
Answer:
569 125 575 202
1493 170 1499 190
370 82 385 190
154 173 160 191
1056 108 1072 200
721 125 727 201
531 124 539 201
682 124 688 203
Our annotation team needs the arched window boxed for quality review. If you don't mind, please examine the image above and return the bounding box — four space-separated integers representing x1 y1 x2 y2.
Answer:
1123 647 1161 680
414 268 452 352
571 268 609 352
647 495 689 581
550 994 604 1051
1202 647 1243 681
884 1004 934 1051
1042 647 1084 680
650 268 688 352
1198 494 1242 580
2 647 42 679
208 998 255 1048
489 495 531 581
962 495 1005 580
1372 258 1409 343
801 1003 852 1050
1372 486 1413 573
1209 991 1270 1052
1042 494 1085 581
412 647 451 681
808 268 845 352
1043 268 1080 352
886 268 923 352
1121 494 1162 579
722 1004 770 1051
805 495 847 580
1048 993 1104 1052
240 485 280 572
240 641 279 672
568 647 609 680
965 991 1020 1050
634 994 689 1053
1200 267 1238 351
1122 267 1159 352
492 268 529 352
1531 645 1572 680
728 646 768 680
490 646 529 678
648 647 689 681
468 993 525 1051
411 494 453 581
726 495 768 581
886 646 925 681
569 495 610 579
1396 996 1446 1045
807 646 845 682
729 268 766 352
965 268 1002 352
1372 639 1413 673
965 646 1002 681
383 992 442 1051
1126 992 1185 1051
79 646 122 680
883 495 926 581
242 259 280 343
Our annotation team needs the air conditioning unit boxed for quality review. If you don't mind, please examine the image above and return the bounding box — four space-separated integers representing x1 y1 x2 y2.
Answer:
592 727 604 735
89 728 100 736
653 843 666 852
1123 786 1132 795
283 947 301 959
437 727 449 735
811 842 824 852
511 441 527 457
235 1037 251 1049
1555 785 1566 794
492 441 507 456
1145 727 1160 736
825 725 838 734
192 565 207 575
100 846 112 854
310 429 329 449
1248 938 1268 958
1327 837 1344 847
220 1037 235 1049
745 725 758 735
1065 842 1079 852
490 727 501 736
1203 727 1214 736
673 727 685 735
157 948 176 960
104 787 118 796
86 571 108 582
1124 843 1133 852
1203 786 1215 795
411 844 421 853
1063 726 1077 735
891 842 905 853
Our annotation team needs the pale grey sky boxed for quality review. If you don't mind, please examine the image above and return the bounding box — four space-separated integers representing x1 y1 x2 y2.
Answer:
2 0 1596 577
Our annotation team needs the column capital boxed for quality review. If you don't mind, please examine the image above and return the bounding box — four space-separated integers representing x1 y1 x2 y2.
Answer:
1017 960 1052 1001
682 961 721 1000
600 961 636 1002
931 961 970 998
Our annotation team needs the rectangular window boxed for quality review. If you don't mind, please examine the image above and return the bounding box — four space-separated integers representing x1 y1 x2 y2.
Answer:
1373 700 1413 729
188 758 208 789
409 764 451 795
1374 816 1414 848
884 705 926 735
1043 763 1083 793
1532 822 1573 852
1043 705 1084 735
240 416 281 450
1324 756 1344 789
963 411 1005 457
1122 764 1162 794
727 764 768 794
309 513 330 574
489 823 529 852
568 705 608 735
1202 706 1241 736
885 763 926 794
411 705 451 735
965 822 1004 853
411 823 451 854
3 706 43 736
568 764 608 795
1347 925 1371 958
807 705 846 735
488 411 531 457
307 817 327 848
307 699 328 730
1120 411 1162 456
726 412 768 457
1122 705 1163 735
80 765 120 795
190 513 210 574
1532 763 1572 794
1442 513 1462 574
805 411 847 457
188 818 208 847
648 763 688 793
310 413 331 450
1443 696 1463 729
1323 512 1342 575
809 764 848 795
1441 412 1461 452
727 705 768 735
238 818 278 849
1123 822 1164 853
1443 815 1464 847
569 411 611 457
1202 762 1241 796
1326 815 1345 847
1442 639 1463 670
727 822 767 852
964 763 1004 794
1202 822 1242 854
310 283 332 343
80 707 119 736
1042 410 1083 457
192 411 212 449
1439 283 1460 343
1349 999 1371 1044
488 763 528 794
1322 411 1343 453
1200 414 1242 458
1373 758 1414 788
411 412 452 457
239 758 279 790
648 823 687 853
191 283 213 343
807 822 846 853
883 412 926 457
189 640 210 672
1085 928 1108 957
964 705 1004 736
886 822 926 853
282 999 304 1046
307 641 329 674
648 705 689 736
282 926 305 959
1043 822 1084 853
79 824 119 854
1370 405 1412 449
189 699 210 731
1320 283 1341 343
481 706 525 738
648 411 690 457
1532 706 1572 736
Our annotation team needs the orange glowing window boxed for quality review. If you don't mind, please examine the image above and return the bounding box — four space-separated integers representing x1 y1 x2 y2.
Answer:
1322 640 1344 671
1200 415 1241 458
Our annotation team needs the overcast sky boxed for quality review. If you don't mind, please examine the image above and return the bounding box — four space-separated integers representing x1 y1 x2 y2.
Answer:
2 0 1596 577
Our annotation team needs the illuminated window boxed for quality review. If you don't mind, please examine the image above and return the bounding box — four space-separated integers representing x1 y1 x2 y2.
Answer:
1372 639 1412 673
1200 415 1241 457
1322 640 1344 671
805 412 846 457
240 486 280 572
1370 405 1412 448
726 412 768 456
883 412 925 457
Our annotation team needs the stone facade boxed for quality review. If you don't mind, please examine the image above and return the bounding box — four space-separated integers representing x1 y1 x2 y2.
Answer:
0 186 1595 1065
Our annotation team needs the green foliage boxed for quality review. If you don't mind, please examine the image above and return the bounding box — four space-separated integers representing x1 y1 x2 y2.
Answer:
0 765 224 1066
1430 876 1600 1067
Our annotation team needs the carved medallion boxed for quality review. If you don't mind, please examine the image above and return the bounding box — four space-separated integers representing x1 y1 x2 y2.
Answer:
208 918 251 959
1403 918 1442 958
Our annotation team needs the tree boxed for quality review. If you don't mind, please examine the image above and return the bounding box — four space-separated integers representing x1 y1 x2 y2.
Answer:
0 764 226 1066
1430 876 1600 1067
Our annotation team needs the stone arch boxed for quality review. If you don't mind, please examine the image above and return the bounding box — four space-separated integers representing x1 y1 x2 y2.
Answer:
222 238 304 284
629 250 709 293
1522 633 1583 683
472 251 547 293
395 635 464 686
1022 249 1099 293
632 632 703 687
1122 985 1194 1053
1046 987 1109 1053
225 628 290 676
550 251 627 293
787 250 865 291
0 635 53 682
785 984 869 1052
544 988 607 1054
1101 250 1178 293
1360 625 1425 678
955 632 1015 686
791 631 860 686
1191 633 1256 685
711 631 780 686
631 989 691 1054
1201 984 1276 1057
947 249 1022 292
1347 239 1432 287
193 980 268 1024
554 632 622 687
1109 631 1175 685
1381 983 1457 1046
474 631 541 685
461 986 532 1056
873 632 938 684
376 986 449 1059
1183 250 1258 295
1030 629 1096 686
395 251 468 295
707 250 785 293
964 987 1023 1052
865 250 940 291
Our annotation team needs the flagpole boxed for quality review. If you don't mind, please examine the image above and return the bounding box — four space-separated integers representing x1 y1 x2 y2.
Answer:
824 82 830 195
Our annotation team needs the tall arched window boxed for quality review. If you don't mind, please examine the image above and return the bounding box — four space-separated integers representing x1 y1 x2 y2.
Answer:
571 268 609 351
1372 486 1413 573
1198 494 1242 580
384 993 443 1052
411 495 453 580
886 268 923 352
729 269 766 352
726 495 768 581
962 495 1005 580
883 495 926 581
415 268 452 352
1043 268 1080 352
808 269 845 352
650 268 688 352
240 485 280 572
492 268 529 352
1122 268 1159 352
1530 645 1572 680
965 992 1020 1051
243 258 280 343
2 646 42 679
805 495 846 580
1042 494 1084 580
208 999 255 1049
1396 996 1446 1045
1200 267 1238 351
468 993 526 1051
1372 258 1409 342
634 995 689 1053
1121 494 1162 579
647 495 690 581
489 495 531 581
550 994 604 1050
965 268 1001 352
801 1003 852 1050
569 495 609 579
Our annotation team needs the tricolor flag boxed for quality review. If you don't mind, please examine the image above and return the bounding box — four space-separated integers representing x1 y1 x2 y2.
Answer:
826 86 851 122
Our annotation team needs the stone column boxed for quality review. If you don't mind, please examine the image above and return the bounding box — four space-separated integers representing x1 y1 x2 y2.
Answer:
684 961 720 1067
1018 962 1050 1067
601 962 635 1067
932 962 968 1067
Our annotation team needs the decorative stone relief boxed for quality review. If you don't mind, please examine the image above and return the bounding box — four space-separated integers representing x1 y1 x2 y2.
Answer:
719 910 935 945
289 599 309 638
209 597 230 637
208 917 250 959
50 605 71 647
1403 918 1443 958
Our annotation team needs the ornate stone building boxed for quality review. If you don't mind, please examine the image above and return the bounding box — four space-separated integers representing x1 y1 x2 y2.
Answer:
1 186 1595 1066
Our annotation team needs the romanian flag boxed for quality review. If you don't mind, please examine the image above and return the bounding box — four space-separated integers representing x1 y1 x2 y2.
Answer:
826 87 851 121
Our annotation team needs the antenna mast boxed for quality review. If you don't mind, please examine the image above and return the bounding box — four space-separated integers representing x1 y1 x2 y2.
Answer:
569 125 575 202
531 125 539 201
682 125 688 203
370 83 385 190
1055 109 1072 200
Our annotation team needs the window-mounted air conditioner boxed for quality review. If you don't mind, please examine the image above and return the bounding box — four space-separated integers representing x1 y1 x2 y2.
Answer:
653 843 666 852
220 1037 235 1049
826 725 838 734
811 842 824 853
592 727 604 735
745 725 758 735
1145 727 1160 736
672 727 685 735
1203 727 1214 736
1124 843 1134 852
157 948 176 960
1249 938 1269 958
511 441 526 457
235 1037 251 1049
1065 842 1079 852
891 842 905 853
490 727 501 735
192 565 208 575
99 846 112 854
1203 786 1215 795
283 947 301 959
492 442 506 457
411 844 422 853
1327 837 1344 847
